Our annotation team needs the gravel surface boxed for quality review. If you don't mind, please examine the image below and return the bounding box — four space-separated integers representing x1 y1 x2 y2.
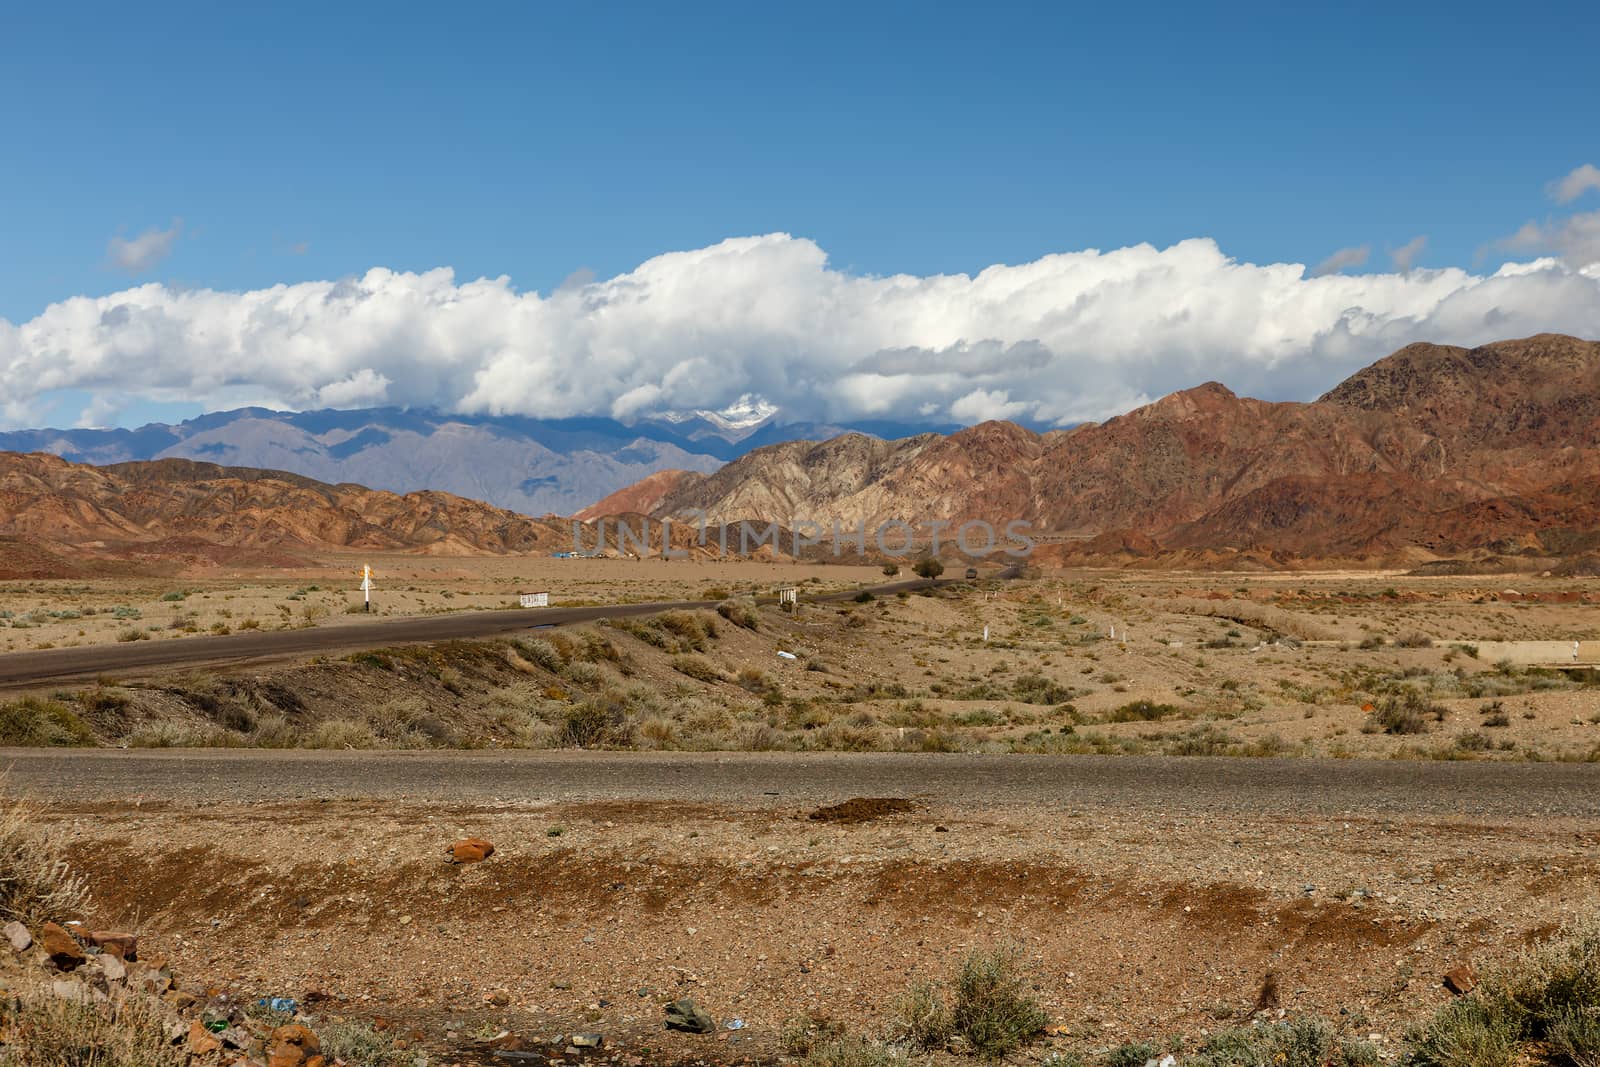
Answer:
9 748 1600 816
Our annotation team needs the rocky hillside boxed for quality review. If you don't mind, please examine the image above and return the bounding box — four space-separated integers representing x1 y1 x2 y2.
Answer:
595 334 1600 561
0 453 574 571
0 406 944 515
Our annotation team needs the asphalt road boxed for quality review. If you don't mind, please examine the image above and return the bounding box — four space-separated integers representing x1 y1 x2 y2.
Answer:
6 748 1599 818
0 577 945 690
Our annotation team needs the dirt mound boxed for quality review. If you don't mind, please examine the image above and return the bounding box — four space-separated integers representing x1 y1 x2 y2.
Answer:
807 797 916 823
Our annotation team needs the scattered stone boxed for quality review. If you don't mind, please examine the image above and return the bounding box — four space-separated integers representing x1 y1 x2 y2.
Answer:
189 1020 223 1056
51 978 88 1002
4 921 31 952
572 1033 604 1047
40 922 85 971
486 989 511 1006
100 953 127 982
665 997 716 1034
1444 964 1478 996
87 930 138 961
448 837 496 863
268 1023 322 1067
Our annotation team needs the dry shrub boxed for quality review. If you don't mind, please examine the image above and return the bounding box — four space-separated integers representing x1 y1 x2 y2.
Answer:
0 988 182 1067
672 655 725 683
717 597 761 630
0 794 91 926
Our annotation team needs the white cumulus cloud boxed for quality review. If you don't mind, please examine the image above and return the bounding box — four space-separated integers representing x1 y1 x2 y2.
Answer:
4 234 1600 432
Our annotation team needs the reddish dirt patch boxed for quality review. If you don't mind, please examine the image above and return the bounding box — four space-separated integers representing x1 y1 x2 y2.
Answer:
807 797 915 823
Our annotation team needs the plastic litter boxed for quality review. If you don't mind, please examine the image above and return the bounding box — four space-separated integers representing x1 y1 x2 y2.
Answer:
258 997 297 1014
727 1019 746 1030
776 651 798 660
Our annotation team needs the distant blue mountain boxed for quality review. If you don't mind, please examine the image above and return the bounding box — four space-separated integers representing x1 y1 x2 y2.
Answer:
0 407 950 515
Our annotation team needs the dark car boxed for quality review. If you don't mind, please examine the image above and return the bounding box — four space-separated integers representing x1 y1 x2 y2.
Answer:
965 567 978 580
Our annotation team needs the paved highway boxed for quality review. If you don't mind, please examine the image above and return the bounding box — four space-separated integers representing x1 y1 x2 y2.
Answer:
0 578 944 689
4 748 1599 818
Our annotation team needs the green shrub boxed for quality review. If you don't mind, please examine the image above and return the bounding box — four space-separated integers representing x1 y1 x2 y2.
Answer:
0 699 95 746
894 981 951 1051
558 694 632 748
1367 689 1439 735
516 637 564 672
1105 699 1180 723
898 944 1046 1060
1407 917 1600 1067
1107 1042 1159 1067
319 1021 415 1067
1011 674 1074 704
1190 1019 1376 1067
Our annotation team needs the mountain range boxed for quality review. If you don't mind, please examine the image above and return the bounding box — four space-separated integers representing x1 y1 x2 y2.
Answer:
5 333 1598 571
583 333 1600 564
0 407 949 516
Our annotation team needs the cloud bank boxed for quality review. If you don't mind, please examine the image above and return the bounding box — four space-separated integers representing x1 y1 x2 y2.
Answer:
5 234 1600 431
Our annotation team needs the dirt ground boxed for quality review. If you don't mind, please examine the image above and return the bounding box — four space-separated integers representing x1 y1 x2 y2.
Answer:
27 777 1600 1065
0 553 883 654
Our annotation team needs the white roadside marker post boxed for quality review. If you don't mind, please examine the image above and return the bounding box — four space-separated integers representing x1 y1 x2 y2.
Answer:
361 564 373 613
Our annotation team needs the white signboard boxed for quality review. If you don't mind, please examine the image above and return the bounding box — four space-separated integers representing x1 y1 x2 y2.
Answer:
519 592 549 609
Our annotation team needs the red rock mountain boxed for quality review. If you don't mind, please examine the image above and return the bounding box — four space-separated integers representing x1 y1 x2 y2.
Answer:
596 334 1600 561
0 454 573 575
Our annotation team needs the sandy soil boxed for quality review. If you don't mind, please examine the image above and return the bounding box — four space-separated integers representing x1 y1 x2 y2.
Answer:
0 553 885 654
23 760 1599 1065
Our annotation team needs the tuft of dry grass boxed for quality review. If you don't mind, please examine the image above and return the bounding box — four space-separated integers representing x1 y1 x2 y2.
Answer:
0 986 183 1067
0 793 91 928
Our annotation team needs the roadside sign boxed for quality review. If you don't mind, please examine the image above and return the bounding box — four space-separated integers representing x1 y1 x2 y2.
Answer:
519 592 549 608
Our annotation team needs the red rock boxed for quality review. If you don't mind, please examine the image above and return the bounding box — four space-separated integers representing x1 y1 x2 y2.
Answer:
39 922 84 970
448 837 495 863
1444 964 1478 995
188 1020 223 1055
267 1023 322 1067
87 930 138 961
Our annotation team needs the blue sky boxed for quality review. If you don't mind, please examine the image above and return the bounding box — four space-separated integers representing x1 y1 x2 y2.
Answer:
2 1 1599 430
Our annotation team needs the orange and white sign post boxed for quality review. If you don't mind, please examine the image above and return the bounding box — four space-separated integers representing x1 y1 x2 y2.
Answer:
360 564 374 612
